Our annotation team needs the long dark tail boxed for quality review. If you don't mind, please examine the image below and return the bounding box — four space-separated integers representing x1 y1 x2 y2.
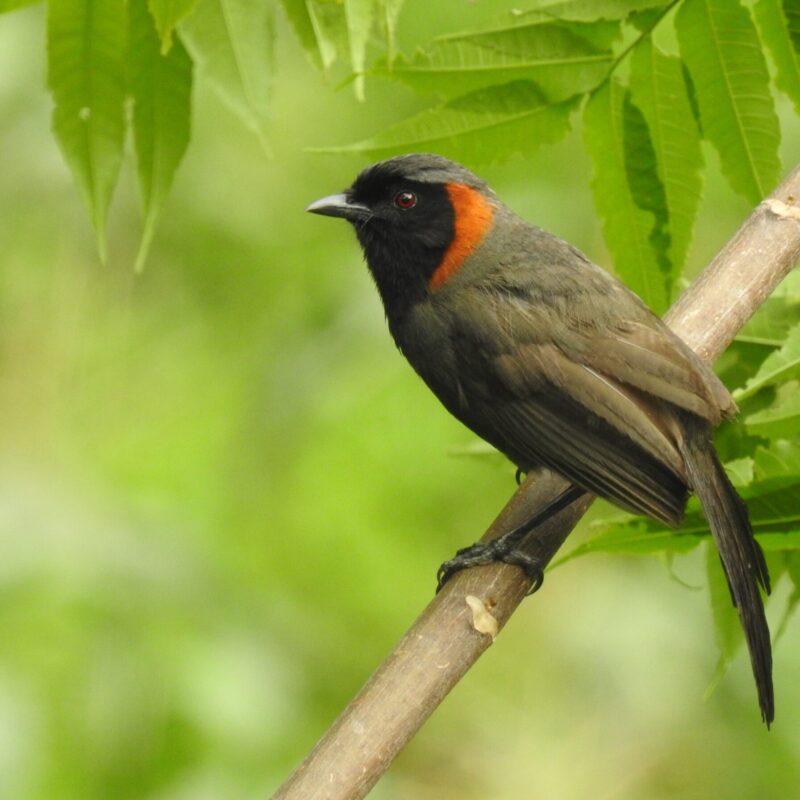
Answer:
679 414 773 726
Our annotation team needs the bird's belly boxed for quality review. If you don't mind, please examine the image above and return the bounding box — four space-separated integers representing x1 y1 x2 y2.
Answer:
395 301 543 470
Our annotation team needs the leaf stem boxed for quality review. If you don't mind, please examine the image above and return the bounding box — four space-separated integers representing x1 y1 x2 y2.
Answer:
606 0 683 79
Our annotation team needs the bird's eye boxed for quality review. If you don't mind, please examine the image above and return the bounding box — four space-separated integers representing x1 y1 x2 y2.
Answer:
393 191 418 210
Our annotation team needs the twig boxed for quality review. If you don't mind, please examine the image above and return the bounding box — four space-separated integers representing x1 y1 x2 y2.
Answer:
272 165 800 800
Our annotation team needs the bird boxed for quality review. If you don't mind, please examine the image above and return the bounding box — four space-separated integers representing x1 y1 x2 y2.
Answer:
306 153 773 725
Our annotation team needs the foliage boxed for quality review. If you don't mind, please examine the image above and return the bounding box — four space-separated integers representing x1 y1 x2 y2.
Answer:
8 0 792 293
46 0 127 261
1 0 800 797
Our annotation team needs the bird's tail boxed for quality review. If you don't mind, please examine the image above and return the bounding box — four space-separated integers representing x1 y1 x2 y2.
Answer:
679 413 773 726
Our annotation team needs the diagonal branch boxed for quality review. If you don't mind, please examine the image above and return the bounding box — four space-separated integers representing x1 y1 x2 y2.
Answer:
273 165 800 800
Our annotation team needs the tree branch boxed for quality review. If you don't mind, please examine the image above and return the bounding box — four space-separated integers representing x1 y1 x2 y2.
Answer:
272 166 800 800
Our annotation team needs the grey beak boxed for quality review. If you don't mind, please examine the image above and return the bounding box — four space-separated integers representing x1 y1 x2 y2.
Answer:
306 193 371 221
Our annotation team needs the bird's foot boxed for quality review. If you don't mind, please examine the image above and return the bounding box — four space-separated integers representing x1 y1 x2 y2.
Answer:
436 540 544 595
435 484 584 596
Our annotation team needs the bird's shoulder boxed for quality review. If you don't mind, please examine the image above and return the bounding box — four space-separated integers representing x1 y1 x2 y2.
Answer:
442 223 734 424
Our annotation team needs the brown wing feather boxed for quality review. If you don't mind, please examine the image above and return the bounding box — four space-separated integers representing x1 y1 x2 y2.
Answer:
443 282 724 524
495 343 686 477
485 392 689 525
586 320 734 424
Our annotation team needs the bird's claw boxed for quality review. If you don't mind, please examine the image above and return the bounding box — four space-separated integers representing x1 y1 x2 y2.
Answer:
436 542 544 595
436 543 493 592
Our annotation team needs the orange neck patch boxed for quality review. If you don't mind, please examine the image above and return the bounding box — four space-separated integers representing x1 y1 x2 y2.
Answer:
428 183 494 292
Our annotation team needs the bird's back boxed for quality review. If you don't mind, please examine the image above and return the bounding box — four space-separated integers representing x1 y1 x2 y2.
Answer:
397 212 732 525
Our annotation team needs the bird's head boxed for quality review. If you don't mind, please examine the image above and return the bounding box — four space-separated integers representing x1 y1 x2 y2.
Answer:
307 154 497 318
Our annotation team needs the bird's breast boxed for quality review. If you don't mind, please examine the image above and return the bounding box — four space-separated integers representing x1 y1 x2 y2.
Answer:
392 299 470 412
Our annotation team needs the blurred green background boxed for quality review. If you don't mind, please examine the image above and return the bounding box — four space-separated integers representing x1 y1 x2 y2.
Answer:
1 3 799 799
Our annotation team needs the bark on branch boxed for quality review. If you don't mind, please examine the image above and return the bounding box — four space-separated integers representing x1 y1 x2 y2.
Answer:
273 166 800 800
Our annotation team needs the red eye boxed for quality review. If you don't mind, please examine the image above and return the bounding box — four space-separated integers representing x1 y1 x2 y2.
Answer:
393 191 418 210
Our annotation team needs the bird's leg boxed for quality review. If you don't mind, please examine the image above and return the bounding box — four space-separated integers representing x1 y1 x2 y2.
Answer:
436 484 587 594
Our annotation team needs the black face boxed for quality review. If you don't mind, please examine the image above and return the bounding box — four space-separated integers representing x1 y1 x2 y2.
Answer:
345 169 455 323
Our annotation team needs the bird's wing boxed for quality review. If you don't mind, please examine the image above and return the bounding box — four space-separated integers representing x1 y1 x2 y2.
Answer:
448 284 723 524
487 387 689 525
584 318 734 424
484 339 689 524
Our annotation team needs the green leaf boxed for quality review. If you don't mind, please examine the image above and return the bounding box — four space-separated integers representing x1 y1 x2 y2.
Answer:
451 11 622 50
560 514 798 569
676 0 781 203
283 0 372 76
629 40 703 284
559 522 704 563
760 488 800 536
388 19 617 101
736 296 800 346
179 0 274 150
147 0 197 52
512 0 670 21
315 81 576 163
381 0 404 62
622 90 672 303
734 322 800 400
564 505 800 561
47 0 127 261
774 267 800 299
746 485 800 534
584 80 670 313
0 0 40 13
560 436 800 568
345 0 375 100
752 438 800 490
785 0 800 52
754 0 800 114
746 385 800 439
129 0 192 273
723 456 755 487
307 0 349 71
773 551 800 643
279 0 323 69
758 531 800 551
